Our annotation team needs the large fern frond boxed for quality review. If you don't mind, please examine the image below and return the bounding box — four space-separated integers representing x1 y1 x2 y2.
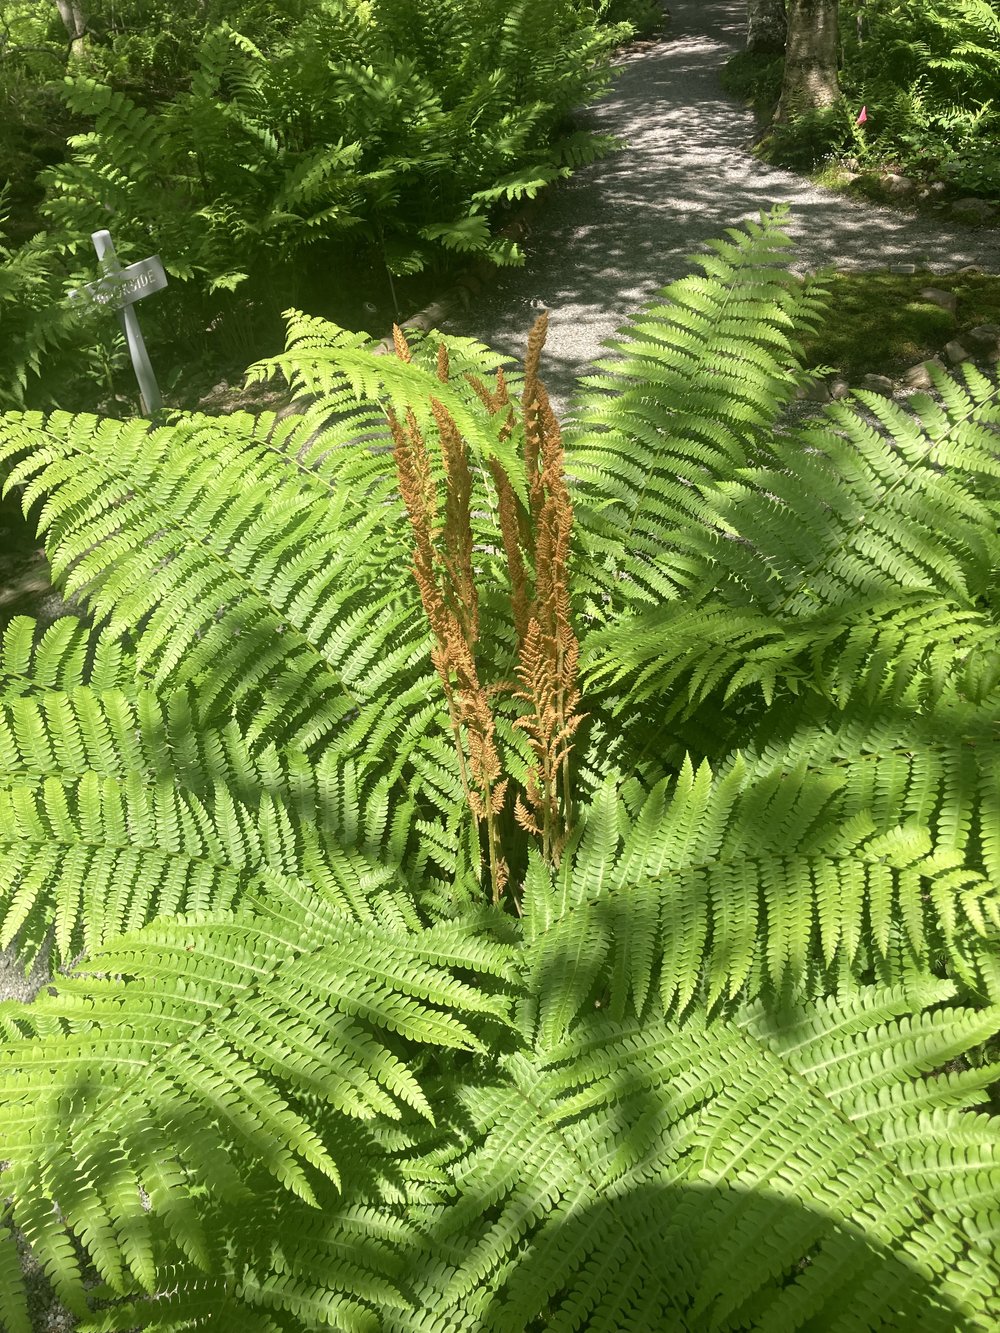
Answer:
0 869 515 1321
394 979 1000 1332
583 360 1000 729
521 761 999 1018
564 206 828 612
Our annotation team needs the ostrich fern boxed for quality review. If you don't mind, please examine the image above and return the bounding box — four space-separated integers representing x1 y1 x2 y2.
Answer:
0 209 998 1330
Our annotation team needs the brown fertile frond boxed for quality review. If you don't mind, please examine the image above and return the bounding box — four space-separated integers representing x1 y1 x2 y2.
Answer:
465 374 497 414
431 397 478 645
464 367 514 417
523 312 548 399
514 792 541 837
511 350 584 863
392 324 412 363
394 420 449 691
390 376 510 903
390 405 439 545
514 618 583 862
532 388 572 634
390 309 582 893
489 459 531 648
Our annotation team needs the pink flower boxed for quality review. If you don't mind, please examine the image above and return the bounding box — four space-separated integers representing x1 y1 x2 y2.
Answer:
856 106 868 125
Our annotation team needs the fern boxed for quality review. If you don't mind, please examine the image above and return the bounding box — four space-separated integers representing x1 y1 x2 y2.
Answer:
1 0 627 405
0 867 514 1322
392 977 1000 1331
525 760 1000 1017
565 206 828 612
0 212 998 1328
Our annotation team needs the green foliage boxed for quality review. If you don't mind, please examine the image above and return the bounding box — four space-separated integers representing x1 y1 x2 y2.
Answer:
838 0 1000 194
729 0 1000 187
757 102 857 171
0 209 998 1329
719 49 784 121
587 0 665 39
0 0 627 411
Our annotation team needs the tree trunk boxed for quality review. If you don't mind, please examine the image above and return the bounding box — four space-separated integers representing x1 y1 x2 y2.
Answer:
54 0 88 59
746 0 787 55
774 0 840 123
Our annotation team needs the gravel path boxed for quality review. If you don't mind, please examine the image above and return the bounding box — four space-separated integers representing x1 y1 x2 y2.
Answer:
450 0 1000 406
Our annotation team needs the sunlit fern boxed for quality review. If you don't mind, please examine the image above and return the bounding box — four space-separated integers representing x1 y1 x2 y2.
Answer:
0 209 997 1330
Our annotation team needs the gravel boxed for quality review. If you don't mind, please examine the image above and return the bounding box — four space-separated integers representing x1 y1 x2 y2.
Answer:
448 0 1000 409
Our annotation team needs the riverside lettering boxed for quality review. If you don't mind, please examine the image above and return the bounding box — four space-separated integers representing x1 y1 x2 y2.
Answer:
70 255 168 310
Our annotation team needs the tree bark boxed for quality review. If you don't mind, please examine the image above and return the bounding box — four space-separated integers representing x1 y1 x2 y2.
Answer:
746 0 787 55
54 0 88 58
774 0 840 123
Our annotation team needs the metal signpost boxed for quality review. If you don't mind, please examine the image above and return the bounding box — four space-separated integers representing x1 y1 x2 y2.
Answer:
69 230 168 415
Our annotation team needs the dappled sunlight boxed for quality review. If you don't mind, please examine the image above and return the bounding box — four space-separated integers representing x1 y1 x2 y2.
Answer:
450 0 999 410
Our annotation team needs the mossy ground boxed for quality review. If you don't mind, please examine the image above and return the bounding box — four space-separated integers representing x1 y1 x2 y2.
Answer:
799 270 1000 379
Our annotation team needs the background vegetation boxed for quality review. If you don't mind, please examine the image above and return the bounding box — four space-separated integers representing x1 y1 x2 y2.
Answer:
725 0 1000 187
0 0 653 413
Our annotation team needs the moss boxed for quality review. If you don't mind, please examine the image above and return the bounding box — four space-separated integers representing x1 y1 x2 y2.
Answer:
799 270 1000 378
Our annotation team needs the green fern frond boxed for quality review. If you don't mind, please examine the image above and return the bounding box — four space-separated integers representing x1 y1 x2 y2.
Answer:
394 983 1000 1331
0 876 515 1315
745 695 1000 900
0 664 488 965
0 615 131 699
251 312 529 504
582 355 1000 756
564 207 827 611
0 403 437 757
584 589 1000 722
521 760 999 1019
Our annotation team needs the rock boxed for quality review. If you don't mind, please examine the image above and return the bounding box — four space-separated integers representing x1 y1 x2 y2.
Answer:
901 358 944 390
839 172 861 187
954 264 983 275
944 339 971 364
796 377 832 403
273 392 320 420
950 197 996 224
860 374 895 396
400 301 447 334
884 173 915 196
918 287 958 315
965 323 1000 349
